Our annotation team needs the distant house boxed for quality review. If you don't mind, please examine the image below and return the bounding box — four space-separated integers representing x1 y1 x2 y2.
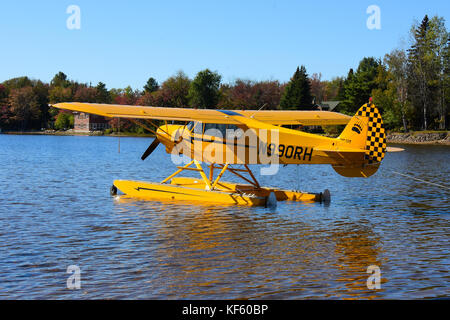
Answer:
74 112 110 132
315 101 340 111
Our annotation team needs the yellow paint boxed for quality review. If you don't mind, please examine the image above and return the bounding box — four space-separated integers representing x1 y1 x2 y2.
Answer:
171 177 320 202
53 102 351 125
113 180 267 206
156 104 386 174
52 102 394 205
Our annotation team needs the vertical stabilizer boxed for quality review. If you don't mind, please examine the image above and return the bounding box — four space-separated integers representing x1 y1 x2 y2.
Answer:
333 102 387 177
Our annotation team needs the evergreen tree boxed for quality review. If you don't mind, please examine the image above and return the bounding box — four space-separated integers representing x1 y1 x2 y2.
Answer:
95 82 111 103
32 80 50 128
143 77 159 94
51 72 70 88
444 37 450 129
406 15 442 129
340 58 380 114
280 66 313 110
337 69 354 112
428 16 449 129
188 69 222 109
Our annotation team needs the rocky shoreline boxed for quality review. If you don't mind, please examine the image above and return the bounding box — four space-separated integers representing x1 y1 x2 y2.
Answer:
387 131 449 145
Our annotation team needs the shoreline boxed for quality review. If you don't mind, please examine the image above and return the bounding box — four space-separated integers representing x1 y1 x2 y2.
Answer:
1 130 155 138
2 130 449 145
386 131 449 146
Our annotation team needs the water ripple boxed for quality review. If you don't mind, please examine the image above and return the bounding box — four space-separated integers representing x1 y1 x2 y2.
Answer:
0 135 448 299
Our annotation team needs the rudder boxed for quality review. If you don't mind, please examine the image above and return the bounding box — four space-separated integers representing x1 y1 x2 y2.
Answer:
358 102 387 164
333 101 387 177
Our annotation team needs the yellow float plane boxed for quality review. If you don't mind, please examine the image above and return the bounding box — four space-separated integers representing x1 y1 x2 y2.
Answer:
54 101 397 207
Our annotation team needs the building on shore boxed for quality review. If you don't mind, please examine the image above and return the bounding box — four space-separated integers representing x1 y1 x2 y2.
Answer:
73 112 110 132
315 101 340 111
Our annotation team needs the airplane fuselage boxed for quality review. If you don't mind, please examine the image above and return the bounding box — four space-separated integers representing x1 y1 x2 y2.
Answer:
156 123 366 166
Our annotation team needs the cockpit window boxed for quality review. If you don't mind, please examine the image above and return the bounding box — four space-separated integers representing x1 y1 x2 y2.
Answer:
186 121 194 130
203 123 242 139
204 123 226 138
186 121 202 132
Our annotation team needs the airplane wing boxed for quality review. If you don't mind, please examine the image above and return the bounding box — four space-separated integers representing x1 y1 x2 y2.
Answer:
52 102 351 126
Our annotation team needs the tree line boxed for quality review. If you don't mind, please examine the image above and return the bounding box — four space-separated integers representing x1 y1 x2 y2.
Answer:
0 15 448 132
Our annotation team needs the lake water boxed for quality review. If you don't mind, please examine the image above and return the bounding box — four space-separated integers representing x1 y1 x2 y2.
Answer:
0 134 448 299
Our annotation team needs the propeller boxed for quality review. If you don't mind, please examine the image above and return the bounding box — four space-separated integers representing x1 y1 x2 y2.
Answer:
141 126 186 161
141 138 161 160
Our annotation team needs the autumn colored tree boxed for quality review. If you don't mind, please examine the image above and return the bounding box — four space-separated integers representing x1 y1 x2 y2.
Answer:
0 84 6 99
111 86 141 105
323 77 345 102
0 84 10 129
218 79 282 110
9 87 41 130
137 90 165 107
107 86 140 131
108 117 133 132
159 71 191 107
310 73 326 104
253 81 282 110
217 80 282 110
226 79 256 109
1 16 448 133
73 86 98 103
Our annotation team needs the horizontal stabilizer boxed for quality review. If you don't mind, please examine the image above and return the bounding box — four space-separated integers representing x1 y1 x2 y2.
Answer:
386 147 404 152
332 164 380 178
314 146 364 153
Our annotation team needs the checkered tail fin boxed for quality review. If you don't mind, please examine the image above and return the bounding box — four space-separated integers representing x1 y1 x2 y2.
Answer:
333 103 386 177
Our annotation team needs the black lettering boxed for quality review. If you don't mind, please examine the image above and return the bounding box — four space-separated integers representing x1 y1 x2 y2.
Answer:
303 147 313 161
278 144 285 157
284 145 294 158
294 146 303 160
267 143 275 156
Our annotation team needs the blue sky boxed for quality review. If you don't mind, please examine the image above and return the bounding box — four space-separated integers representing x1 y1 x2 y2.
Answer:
0 0 448 89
